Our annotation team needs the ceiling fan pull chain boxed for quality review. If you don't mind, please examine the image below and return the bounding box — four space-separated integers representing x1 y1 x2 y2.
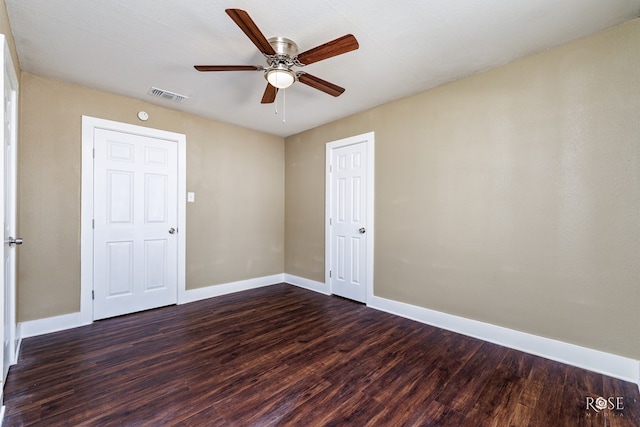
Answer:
282 89 286 124
274 90 279 115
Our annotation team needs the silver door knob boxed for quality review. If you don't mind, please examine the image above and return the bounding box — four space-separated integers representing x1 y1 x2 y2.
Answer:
8 237 23 246
359 227 366 234
168 228 176 234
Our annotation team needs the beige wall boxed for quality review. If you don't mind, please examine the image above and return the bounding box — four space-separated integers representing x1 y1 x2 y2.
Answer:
18 73 284 321
285 19 640 359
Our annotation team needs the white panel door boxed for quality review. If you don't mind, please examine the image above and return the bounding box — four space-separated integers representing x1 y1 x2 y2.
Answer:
1 37 18 388
330 141 368 302
93 129 178 320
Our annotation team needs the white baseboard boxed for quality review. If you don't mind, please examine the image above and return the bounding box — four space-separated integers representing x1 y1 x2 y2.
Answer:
284 274 330 295
178 274 285 304
368 294 640 386
17 274 285 341
18 312 87 340
13 275 640 391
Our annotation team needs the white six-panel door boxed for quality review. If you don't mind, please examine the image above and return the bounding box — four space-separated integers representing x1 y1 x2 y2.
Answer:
327 133 374 303
1 35 18 398
93 129 178 320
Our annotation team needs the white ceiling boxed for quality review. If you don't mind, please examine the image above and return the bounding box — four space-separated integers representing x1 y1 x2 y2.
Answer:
6 0 640 137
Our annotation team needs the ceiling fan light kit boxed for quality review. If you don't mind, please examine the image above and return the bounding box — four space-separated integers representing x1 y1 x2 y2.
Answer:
266 69 295 89
194 8 359 104
266 66 295 89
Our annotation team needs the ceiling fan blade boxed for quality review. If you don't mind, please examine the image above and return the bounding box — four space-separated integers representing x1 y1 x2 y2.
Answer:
296 34 359 66
298 73 345 97
261 84 278 104
225 9 276 56
194 65 263 72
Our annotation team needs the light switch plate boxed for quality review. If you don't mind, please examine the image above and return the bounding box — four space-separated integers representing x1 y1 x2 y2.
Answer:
187 192 195 203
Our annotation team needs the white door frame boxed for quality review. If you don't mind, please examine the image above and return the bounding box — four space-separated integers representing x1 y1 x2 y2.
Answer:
80 116 186 324
1 34 19 379
325 131 375 303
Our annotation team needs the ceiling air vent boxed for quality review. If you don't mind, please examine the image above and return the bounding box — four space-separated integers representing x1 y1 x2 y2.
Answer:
147 87 189 103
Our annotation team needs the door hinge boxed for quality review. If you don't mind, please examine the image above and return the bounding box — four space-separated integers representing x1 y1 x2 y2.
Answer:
329 165 333 173
329 218 332 226
92 290 95 300
329 270 332 278
93 148 95 158
92 219 95 229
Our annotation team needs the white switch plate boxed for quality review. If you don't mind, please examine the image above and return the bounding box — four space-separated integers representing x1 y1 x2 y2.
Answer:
187 192 195 203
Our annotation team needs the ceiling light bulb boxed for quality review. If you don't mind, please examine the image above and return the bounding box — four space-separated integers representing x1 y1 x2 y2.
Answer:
266 68 295 89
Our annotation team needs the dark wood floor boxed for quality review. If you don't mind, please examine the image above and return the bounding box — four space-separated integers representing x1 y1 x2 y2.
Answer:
3 284 639 426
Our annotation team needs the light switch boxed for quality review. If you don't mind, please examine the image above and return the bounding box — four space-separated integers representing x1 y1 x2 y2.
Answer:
187 192 195 203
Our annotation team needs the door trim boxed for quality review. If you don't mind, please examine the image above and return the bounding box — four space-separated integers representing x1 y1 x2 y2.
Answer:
1 34 19 376
325 132 375 303
80 116 186 324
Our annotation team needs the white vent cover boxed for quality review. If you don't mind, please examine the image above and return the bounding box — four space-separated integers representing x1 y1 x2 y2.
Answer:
147 87 189 103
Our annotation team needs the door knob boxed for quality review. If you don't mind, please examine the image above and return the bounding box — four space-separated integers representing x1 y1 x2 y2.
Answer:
8 237 23 246
359 227 366 234
168 228 176 234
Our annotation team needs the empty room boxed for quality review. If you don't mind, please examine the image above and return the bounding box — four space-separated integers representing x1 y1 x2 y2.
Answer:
0 0 638 425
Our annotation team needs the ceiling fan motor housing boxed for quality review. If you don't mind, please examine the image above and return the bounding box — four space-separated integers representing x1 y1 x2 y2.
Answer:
268 37 298 59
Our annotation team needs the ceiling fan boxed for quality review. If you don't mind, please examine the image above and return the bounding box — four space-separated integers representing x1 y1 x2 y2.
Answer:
195 9 359 104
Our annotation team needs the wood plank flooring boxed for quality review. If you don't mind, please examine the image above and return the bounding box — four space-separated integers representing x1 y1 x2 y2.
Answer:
3 283 639 426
